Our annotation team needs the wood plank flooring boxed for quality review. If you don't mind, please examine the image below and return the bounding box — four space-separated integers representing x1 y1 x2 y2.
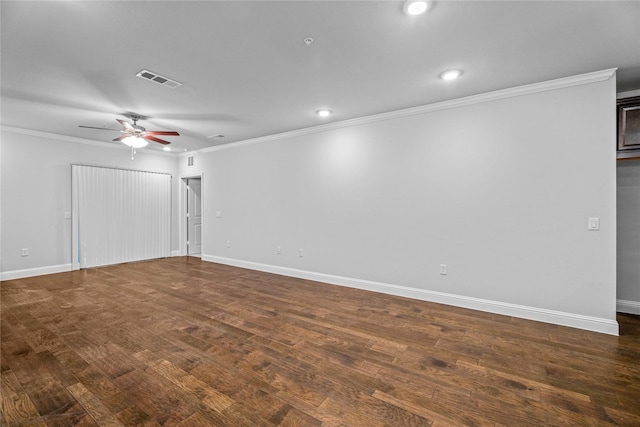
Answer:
2 257 640 426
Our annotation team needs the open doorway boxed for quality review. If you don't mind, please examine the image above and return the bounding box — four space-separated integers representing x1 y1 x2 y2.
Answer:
181 175 202 257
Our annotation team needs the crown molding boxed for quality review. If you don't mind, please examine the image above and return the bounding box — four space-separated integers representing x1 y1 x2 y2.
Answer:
3 68 616 158
0 126 176 157
193 68 616 155
1 126 121 148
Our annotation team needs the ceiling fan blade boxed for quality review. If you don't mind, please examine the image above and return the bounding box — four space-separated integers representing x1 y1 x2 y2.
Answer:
112 135 129 142
79 125 122 131
145 131 180 136
144 135 171 145
116 119 135 131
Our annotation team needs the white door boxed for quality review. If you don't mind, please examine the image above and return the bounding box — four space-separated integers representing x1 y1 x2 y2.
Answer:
187 178 202 256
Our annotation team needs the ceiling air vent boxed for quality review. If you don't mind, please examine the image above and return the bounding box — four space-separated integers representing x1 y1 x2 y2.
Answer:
136 69 182 89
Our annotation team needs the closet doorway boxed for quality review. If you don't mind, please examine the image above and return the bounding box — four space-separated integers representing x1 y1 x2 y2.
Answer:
71 165 172 269
183 176 202 257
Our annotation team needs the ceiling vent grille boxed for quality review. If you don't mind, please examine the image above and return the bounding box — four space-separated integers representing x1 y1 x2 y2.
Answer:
136 69 182 89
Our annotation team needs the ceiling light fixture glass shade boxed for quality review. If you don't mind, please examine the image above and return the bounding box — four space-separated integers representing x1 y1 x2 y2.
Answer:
440 69 463 80
404 0 430 15
122 136 149 148
316 109 332 118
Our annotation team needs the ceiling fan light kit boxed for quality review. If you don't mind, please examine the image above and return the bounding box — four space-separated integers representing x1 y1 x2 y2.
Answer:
122 136 148 148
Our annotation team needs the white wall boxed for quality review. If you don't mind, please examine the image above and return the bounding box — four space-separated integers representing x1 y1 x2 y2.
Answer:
2 70 619 334
0 130 179 278
181 71 618 334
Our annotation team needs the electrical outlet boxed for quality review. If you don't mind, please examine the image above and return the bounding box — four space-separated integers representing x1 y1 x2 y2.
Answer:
21 248 29 257
299 249 304 257
216 211 222 218
277 246 281 255
64 212 71 219
226 240 231 248
588 217 600 231
439 264 447 275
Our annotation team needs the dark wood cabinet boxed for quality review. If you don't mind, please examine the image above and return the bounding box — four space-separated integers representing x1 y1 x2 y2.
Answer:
617 96 640 160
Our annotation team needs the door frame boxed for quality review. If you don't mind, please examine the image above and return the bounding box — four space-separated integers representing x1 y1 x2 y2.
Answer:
179 173 204 257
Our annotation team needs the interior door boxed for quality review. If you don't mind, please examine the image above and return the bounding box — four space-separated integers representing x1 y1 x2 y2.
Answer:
187 178 202 256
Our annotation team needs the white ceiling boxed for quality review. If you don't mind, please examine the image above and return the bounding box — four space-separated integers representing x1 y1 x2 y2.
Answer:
2 1 639 154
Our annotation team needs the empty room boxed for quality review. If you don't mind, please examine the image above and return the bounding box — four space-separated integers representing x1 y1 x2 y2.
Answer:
2 1 640 425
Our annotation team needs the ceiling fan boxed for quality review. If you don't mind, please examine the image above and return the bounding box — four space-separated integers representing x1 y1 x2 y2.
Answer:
79 114 180 151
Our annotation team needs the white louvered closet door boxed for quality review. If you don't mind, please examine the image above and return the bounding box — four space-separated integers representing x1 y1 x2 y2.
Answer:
72 165 171 269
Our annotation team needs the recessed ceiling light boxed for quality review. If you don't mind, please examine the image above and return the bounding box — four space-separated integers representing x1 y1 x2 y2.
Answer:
316 109 332 118
404 0 430 15
163 146 172 151
440 69 463 80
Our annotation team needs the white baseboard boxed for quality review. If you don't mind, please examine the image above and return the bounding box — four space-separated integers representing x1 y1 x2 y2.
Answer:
0 263 72 281
203 255 619 336
171 250 181 257
617 299 640 315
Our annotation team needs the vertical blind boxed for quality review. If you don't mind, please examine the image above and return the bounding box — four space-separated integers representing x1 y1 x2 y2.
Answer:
72 165 171 269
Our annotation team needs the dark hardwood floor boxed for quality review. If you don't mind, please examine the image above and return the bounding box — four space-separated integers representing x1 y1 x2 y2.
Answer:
1 257 639 426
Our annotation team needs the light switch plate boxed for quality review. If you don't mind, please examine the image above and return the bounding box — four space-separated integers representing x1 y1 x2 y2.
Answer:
588 218 600 231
